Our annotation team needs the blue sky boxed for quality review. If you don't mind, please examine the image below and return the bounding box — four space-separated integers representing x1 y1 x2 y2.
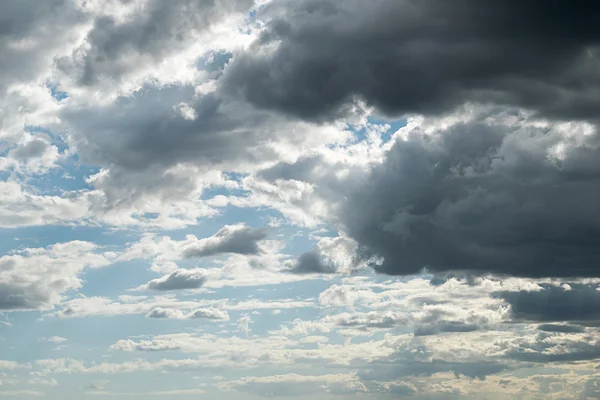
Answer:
2 1 600 399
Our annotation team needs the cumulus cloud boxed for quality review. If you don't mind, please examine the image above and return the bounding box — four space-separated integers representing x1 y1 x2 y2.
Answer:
287 235 364 274
141 269 208 291
3 1 600 397
0 181 90 228
334 108 600 277
145 307 229 320
55 0 254 87
224 0 600 122
181 224 269 258
189 308 230 320
0 0 85 94
51 294 310 319
60 85 351 223
218 373 367 397
0 241 113 311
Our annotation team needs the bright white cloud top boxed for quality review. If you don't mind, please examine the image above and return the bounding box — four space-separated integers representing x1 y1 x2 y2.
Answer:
1 0 600 399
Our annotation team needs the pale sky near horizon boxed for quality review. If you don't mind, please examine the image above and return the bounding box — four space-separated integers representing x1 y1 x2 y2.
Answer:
2 0 600 399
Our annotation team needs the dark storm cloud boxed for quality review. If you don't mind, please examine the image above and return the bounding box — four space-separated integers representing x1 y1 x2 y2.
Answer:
338 110 600 277
223 0 600 122
537 324 586 333
496 284 600 322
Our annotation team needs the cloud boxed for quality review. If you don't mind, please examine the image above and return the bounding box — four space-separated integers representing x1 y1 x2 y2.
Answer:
0 180 90 228
0 361 21 370
238 315 252 337
181 224 269 258
145 307 229 321
51 294 313 319
324 311 407 329
223 0 600 122
38 336 68 344
85 389 206 396
145 307 186 319
0 241 113 311
500 331 600 363
0 390 44 397
188 308 230 320
60 85 351 225
142 269 208 291
386 381 418 396
333 108 600 277
56 0 254 87
496 283 600 323
287 236 363 274
0 0 85 94
217 373 367 397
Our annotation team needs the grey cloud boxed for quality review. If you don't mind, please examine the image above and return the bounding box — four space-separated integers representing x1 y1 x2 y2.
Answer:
0 283 42 311
413 322 478 337
287 250 337 274
0 242 110 311
360 360 509 381
387 382 417 396
503 331 600 363
584 378 600 399
188 308 229 320
537 324 586 334
11 139 48 159
0 0 84 92
496 284 600 323
287 236 362 275
181 224 269 258
338 110 600 277
145 307 182 319
56 0 254 86
60 85 321 212
327 311 407 329
359 342 510 381
63 89 247 172
145 307 229 320
144 269 207 291
223 0 600 122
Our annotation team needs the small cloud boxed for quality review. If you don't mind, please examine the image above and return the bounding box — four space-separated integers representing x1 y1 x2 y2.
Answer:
38 336 68 344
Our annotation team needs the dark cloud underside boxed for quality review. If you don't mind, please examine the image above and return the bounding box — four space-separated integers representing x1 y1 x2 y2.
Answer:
224 0 600 122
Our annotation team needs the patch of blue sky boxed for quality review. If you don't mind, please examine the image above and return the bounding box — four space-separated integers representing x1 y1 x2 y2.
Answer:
347 116 407 145
0 225 131 255
196 50 233 72
0 141 11 156
24 123 54 137
46 82 68 102
78 260 154 298
0 312 53 362
21 166 92 195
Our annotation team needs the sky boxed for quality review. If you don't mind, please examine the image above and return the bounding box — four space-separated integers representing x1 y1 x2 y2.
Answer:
1 0 600 399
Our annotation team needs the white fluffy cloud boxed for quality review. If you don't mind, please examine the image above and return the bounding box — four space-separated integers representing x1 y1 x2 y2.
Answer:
0 241 113 311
